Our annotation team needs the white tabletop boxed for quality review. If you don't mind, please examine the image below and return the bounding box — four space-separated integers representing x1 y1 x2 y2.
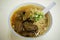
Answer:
0 0 60 40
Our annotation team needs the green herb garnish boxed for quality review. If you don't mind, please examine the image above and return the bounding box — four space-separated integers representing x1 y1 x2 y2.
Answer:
30 11 44 22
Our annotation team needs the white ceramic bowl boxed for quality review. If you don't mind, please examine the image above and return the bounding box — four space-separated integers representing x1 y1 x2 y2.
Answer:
9 2 52 40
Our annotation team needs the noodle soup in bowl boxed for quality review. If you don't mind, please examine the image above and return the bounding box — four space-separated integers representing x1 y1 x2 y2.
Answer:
9 2 52 39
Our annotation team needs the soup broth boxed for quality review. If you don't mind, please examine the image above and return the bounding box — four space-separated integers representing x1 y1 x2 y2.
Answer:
10 5 50 37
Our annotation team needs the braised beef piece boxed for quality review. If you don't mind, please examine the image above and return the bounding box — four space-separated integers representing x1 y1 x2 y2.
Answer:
14 21 24 33
23 21 38 32
20 31 36 37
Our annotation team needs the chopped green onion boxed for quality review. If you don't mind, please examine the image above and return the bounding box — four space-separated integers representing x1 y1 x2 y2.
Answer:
30 11 44 22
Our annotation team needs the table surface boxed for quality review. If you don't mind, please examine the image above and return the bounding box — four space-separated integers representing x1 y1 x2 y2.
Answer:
0 0 60 40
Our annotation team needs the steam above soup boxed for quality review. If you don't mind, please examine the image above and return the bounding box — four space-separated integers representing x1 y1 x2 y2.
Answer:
10 5 50 37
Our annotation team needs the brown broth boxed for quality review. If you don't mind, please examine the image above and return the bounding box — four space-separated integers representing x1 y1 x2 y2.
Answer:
10 5 50 37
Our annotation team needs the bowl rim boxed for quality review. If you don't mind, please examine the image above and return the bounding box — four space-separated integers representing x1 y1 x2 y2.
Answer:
8 2 52 39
